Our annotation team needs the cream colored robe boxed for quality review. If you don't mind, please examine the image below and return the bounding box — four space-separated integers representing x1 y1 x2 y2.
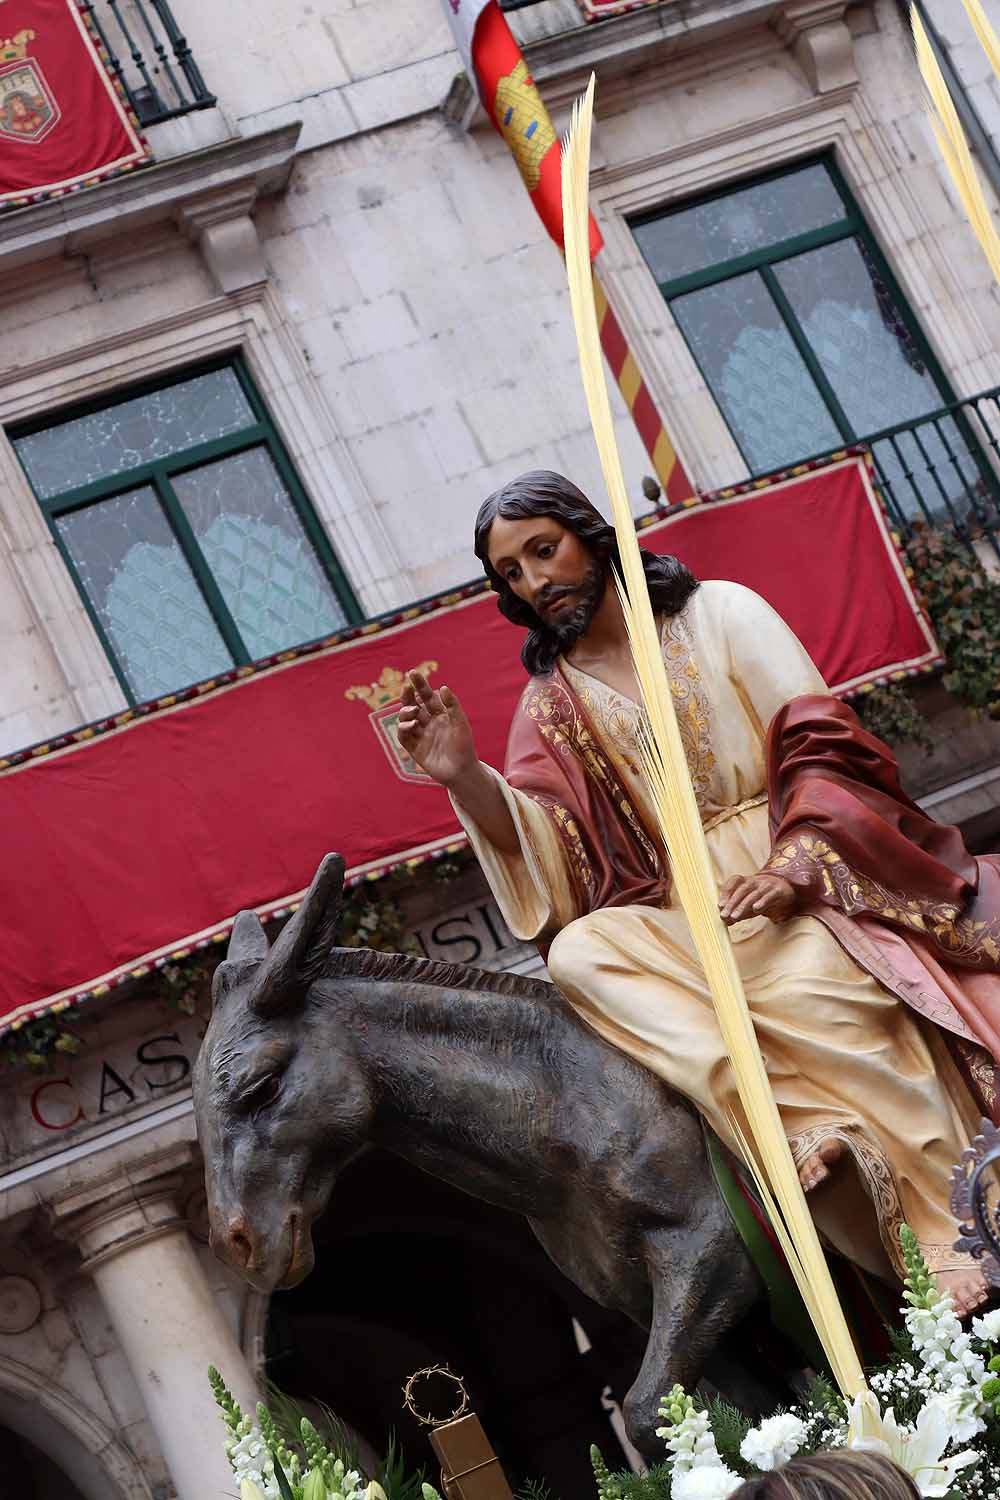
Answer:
454 580 979 1278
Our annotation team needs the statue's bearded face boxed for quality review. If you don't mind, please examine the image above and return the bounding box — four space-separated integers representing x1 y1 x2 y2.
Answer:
486 514 606 647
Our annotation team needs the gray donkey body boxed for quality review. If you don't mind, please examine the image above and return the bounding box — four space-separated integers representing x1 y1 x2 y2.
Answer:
194 854 762 1455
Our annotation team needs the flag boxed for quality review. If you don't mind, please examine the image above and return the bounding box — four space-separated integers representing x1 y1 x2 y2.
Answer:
441 0 602 256
441 0 695 503
0 0 149 212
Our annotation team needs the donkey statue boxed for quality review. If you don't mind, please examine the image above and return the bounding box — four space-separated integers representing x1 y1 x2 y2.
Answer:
193 853 765 1456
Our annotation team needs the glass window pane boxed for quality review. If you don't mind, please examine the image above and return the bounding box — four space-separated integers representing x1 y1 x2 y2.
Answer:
14 369 255 500
171 447 348 659
671 272 843 473
55 486 235 701
632 165 846 284
774 238 947 435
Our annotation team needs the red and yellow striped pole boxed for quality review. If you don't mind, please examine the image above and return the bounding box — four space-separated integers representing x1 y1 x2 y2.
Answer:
440 0 697 507
593 269 695 507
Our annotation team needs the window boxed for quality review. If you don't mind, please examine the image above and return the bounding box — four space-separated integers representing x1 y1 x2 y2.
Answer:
11 360 359 705
631 159 992 521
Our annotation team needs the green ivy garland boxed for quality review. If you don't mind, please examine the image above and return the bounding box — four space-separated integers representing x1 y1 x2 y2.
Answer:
855 524 1000 747
1 1012 83 1072
0 854 471 1073
855 680 933 751
908 522 1000 720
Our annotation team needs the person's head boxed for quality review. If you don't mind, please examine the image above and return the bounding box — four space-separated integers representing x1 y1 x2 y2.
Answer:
473 469 698 675
731 1451 919 1500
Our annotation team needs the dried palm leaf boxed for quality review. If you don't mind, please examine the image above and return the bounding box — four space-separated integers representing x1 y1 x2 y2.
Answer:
559 74 867 1400
913 5 1000 284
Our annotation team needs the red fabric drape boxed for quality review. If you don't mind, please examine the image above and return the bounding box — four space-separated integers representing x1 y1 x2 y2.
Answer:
766 695 979 909
0 458 941 1030
764 693 1000 1117
505 669 669 920
0 0 148 209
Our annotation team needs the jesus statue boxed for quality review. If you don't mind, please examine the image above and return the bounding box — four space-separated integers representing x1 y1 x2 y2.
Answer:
397 469 1000 1316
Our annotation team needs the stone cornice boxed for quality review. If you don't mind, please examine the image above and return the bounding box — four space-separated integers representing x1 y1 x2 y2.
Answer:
444 0 862 124
0 121 302 275
446 1 782 124
588 83 858 189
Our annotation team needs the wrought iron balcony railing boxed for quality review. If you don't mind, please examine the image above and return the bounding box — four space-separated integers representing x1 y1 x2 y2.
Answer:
799 387 1000 564
81 0 214 126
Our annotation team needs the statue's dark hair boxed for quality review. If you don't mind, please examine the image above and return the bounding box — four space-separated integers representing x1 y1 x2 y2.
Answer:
473 470 699 675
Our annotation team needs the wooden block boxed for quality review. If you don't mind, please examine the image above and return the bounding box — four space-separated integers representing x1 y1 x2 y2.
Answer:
429 1413 514 1500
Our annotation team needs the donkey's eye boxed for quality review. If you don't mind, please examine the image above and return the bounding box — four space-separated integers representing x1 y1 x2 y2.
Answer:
243 1074 282 1112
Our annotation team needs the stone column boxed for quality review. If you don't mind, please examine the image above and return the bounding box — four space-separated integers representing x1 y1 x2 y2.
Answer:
50 1143 259 1500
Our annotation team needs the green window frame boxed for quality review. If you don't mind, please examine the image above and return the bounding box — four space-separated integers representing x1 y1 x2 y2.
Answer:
9 355 361 706
630 155 961 476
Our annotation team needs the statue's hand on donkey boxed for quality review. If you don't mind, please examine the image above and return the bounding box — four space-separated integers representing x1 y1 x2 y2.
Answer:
193 853 766 1456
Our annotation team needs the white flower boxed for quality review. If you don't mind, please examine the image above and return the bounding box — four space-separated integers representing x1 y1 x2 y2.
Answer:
659 1393 740 1497
905 1288 987 1394
740 1413 807 1471
226 1424 280 1500
671 1466 742 1500
972 1307 1000 1343
848 1393 980 1497
662 1404 721 1476
933 1385 986 1443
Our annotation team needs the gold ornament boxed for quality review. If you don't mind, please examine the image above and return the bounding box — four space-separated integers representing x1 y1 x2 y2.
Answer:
345 661 438 711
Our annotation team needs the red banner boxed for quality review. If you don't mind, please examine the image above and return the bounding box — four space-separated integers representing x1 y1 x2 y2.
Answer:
0 457 938 1031
0 0 148 210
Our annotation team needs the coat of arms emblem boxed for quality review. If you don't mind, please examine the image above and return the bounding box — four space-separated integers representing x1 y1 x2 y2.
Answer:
0 31 59 145
345 662 439 785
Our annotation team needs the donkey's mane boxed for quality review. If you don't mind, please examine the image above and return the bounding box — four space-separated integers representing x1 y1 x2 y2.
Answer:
326 946 558 1004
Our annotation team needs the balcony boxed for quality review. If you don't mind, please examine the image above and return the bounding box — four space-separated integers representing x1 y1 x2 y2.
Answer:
80 0 214 126
799 388 1000 565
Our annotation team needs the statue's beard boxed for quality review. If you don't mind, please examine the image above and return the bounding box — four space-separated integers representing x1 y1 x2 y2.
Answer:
538 563 607 651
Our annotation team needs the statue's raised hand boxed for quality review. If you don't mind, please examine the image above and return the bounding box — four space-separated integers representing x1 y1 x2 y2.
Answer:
397 669 477 789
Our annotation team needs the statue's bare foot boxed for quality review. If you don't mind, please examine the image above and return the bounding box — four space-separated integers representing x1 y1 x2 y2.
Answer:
937 1266 990 1318
798 1137 845 1193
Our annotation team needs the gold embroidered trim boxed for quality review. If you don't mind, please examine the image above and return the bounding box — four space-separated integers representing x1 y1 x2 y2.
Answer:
918 1242 983 1274
953 1036 1000 1118
765 831 1000 968
663 610 716 810
789 1122 906 1276
528 791 597 912
522 679 662 881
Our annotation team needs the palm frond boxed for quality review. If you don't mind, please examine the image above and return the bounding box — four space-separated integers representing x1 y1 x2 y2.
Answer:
912 5 1000 283
963 0 1000 80
560 75 867 1403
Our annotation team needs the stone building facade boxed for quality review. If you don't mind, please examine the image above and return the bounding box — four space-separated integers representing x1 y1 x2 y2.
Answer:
2 1 1000 1496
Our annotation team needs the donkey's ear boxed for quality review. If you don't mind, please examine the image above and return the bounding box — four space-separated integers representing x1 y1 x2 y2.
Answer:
211 910 271 1009
228 909 270 962
249 853 346 1016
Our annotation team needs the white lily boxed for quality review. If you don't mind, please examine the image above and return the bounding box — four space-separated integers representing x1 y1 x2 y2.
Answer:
848 1393 980 1497
240 1482 268 1500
